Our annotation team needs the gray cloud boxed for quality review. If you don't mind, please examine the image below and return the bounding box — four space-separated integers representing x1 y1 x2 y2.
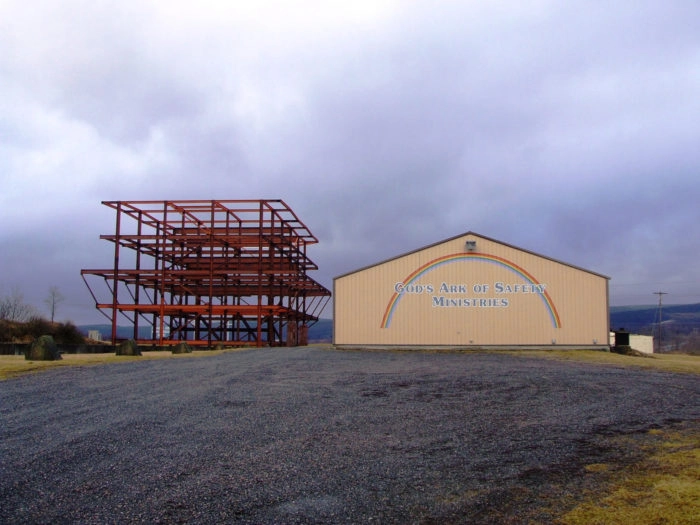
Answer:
1 1 699 323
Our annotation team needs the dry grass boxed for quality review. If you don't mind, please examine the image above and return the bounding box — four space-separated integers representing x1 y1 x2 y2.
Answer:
558 425 700 524
337 346 700 375
511 349 700 375
0 349 239 381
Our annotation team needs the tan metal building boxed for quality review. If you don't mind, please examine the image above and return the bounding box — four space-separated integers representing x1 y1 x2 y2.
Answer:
333 232 610 348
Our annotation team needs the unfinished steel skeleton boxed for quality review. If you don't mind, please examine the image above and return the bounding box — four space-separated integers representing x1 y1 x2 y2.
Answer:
82 200 330 347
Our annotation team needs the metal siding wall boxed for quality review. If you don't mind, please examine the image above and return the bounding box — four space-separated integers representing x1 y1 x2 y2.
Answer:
334 234 609 346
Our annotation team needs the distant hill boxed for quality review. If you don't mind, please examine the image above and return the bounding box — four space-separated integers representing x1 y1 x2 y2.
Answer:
308 318 332 342
610 303 700 335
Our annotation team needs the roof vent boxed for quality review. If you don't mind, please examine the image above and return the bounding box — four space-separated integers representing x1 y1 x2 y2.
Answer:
465 240 477 251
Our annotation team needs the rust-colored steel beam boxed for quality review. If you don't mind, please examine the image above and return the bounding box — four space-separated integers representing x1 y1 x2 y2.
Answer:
82 200 331 347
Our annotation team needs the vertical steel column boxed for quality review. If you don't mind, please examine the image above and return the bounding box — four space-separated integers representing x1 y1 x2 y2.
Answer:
207 201 215 347
110 203 122 345
223 209 231 342
134 209 142 341
152 217 161 342
302 240 309 321
178 208 187 342
158 202 168 346
256 201 264 346
268 208 276 345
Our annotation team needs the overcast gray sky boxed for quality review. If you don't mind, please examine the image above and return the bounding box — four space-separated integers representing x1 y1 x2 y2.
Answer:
1 1 699 324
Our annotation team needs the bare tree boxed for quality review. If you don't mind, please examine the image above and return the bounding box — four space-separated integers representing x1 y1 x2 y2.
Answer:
44 285 65 323
0 287 37 322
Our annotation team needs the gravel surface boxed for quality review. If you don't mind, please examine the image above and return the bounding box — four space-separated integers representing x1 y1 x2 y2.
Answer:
1 347 698 524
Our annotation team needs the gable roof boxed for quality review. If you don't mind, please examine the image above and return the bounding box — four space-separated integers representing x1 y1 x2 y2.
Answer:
334 231 610 281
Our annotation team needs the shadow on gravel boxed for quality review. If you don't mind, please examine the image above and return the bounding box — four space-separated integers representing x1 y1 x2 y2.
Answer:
0 347 697 524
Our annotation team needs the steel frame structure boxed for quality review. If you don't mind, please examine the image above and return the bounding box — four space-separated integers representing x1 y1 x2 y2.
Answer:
82 200 331 347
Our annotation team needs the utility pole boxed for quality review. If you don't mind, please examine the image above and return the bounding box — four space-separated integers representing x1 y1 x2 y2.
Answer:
653 291 667 352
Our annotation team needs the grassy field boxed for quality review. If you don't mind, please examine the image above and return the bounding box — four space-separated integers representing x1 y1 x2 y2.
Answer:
2 347 698 522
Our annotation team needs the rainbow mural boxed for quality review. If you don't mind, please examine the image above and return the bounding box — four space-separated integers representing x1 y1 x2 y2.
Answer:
381 252 561 329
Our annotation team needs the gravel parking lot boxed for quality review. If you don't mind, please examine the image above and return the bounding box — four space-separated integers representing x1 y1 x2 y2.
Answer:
1 346 698 524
